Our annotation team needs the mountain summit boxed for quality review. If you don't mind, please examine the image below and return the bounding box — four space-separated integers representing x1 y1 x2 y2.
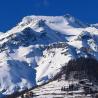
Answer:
0 15 98 97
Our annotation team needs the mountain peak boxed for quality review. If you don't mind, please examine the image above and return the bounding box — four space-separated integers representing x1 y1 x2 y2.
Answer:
64 14 74 19
0 14 98 97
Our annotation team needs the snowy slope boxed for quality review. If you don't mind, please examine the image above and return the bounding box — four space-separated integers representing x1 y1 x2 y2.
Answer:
0 14 98 97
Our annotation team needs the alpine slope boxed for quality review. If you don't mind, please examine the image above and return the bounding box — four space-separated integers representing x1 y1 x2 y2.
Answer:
0 14 98 97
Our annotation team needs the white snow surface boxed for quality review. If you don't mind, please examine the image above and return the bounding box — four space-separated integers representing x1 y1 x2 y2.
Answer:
0 15 98 96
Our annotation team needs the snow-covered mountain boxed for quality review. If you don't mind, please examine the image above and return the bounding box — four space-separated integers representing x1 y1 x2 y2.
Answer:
0 14 98 97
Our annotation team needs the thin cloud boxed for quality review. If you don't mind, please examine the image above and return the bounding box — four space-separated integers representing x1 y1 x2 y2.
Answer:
43 0 49 7
34 0 49 8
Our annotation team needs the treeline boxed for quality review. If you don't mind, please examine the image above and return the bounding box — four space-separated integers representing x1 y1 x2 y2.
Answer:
62 57 98 81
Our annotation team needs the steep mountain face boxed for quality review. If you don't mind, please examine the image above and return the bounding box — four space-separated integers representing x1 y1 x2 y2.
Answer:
0 15 98 97
29 58 98 98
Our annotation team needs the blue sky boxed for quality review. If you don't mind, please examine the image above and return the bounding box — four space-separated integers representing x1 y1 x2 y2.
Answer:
0 0 98 32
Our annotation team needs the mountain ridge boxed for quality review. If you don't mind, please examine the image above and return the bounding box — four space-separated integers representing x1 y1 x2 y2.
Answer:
0 14 98 97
